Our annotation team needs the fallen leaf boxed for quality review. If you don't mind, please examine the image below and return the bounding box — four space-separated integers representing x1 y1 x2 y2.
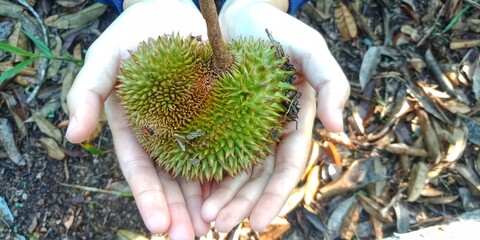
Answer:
117 229 149 240
0 0 25 19
393 201 410 233
61 62 79 115
259 217 291 240
0 118 25 166
56 0 86 8
359 46 382 90
417 195 459 205
384 143 429 157
334 2 357 39
279 187 304 216
45 3 107 29
304 165 320 206
0 92 27 139
445 123 467 162
29 112 62 142
339 202 360 240
321 140 342 167
407 161 429 202
450 39 480 50
455 164 480 197
39 137 65 160
318 157 383 200
417 109 442 163
357 194 393 223
327 195 357 239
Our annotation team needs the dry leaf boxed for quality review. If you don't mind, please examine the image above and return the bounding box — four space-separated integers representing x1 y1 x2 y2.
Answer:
39 137 65 160
455 164 480 197
0 92 27 139
367 157 387 197
304 165 320 206
0 118 26 166
407 161 428 201
359 46 382 90
56 0 86 8
393 202 410 233
334 2 357 39
450 39 480 50
279 187 304 216
401 25 421 42
417 195 459 205
384 143 428 157
321 140 342 167
8 22 28 63
259 217 291 240
45 3 107 29
301 140 320 181
357 194 393 223
61 63 79 115
318 157 382 200
417 109 442 163
327 195 357 239
445 123 467 162
409 57 426 72
339 203 360 240
30 112 63 142
117 229 149 240
46 36 63 79
0 0 25 19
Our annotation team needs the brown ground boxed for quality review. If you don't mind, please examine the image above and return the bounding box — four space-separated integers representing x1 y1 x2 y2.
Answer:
1 0 480 239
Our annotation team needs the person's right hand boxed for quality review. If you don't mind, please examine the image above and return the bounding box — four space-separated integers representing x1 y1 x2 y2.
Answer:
66 0 212 238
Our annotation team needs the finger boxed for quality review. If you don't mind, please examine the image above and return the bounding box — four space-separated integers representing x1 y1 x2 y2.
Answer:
201 171 251 222
66 34 121 143
213 154 275 233
104 95 170 234
156 171 195 239
220 3 350 132
178 179 211 236
249 79 316 231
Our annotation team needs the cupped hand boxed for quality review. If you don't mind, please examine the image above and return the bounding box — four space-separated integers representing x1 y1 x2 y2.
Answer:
198 0 350 233
66 0 211 238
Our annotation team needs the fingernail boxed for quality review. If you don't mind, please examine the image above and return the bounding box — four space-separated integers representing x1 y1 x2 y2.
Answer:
65 116 77 141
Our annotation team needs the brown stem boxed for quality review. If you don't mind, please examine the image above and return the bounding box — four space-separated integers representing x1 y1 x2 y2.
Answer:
199 0 233 73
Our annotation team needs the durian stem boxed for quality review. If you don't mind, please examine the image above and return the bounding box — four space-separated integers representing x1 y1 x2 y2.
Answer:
199 0 233 73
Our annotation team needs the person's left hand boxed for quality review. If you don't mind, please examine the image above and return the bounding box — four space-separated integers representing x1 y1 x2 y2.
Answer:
194 0 350 233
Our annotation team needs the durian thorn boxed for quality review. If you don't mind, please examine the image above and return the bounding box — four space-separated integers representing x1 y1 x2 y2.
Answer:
199 0 233 73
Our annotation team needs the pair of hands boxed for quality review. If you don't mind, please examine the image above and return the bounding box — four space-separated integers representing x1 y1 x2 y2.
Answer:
66 0 350 238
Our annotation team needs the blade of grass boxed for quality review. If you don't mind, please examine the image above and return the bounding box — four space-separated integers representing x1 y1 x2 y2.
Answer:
0 57 38 85
22 29 54 57
0 42 37 57
442 4 471 33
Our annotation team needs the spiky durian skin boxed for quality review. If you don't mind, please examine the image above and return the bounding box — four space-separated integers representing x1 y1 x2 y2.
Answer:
118 33 295 181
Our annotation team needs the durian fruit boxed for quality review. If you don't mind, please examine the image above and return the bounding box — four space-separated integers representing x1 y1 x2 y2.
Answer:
117 33 297 181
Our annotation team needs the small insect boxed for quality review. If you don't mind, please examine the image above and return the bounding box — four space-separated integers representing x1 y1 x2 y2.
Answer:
186 129 205 140
189 158 200 165
139 125 154 137
173 133 187 152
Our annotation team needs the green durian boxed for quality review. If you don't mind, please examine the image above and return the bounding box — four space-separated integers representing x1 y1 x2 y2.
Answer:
117 33 297 181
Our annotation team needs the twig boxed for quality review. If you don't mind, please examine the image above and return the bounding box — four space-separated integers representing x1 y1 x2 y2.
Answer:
198 0 233 73
16 0 50 103
56 181 133 197
416 4 444 47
